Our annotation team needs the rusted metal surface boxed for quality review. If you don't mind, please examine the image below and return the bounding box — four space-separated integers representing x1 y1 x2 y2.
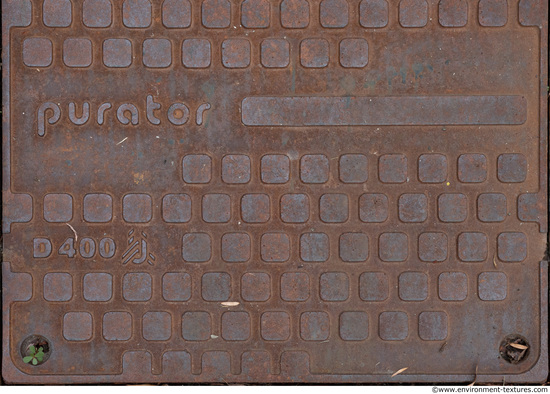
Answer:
2 0 548 384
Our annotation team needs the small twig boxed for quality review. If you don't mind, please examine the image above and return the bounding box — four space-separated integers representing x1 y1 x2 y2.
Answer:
221 302 239 307
468 364 478 386
391 367 408 377
66 223 77 243
116 137 128 145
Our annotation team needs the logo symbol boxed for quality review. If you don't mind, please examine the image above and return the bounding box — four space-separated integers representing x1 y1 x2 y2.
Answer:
122 229 155 265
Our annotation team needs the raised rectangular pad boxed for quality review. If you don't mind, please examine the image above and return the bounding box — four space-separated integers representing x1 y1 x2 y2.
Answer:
2 0 548 384
242 96 527 126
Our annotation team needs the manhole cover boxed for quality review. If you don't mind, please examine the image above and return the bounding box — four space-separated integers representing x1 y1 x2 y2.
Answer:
2 0 548 384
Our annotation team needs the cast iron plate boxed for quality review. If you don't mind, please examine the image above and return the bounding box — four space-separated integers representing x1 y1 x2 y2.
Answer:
2 0 548 384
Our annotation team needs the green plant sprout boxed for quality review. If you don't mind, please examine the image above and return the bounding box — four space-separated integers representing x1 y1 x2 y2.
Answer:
23 345 44 365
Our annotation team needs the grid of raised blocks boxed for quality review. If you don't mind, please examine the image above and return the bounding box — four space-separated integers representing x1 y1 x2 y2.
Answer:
180 153 527 185
176 231 527 263
40 151 529 224
44 189 529 226
23 0 528 69
38 0 519 30
56 267 510 343
22 36 369 69
61 309 454 342
33 227 527 263
45 270 510 306
35 155 528 216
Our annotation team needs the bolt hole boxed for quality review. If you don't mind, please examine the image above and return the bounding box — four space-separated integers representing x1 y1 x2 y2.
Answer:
20 335 52 366
499 334 530 364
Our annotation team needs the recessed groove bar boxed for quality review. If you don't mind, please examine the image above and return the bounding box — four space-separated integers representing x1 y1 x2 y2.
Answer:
241 96 527 126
